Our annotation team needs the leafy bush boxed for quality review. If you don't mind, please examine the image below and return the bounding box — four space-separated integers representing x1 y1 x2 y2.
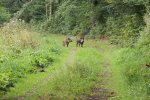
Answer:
31 54 54 68
105 13 145 47
28 4 46 21
32 56 49 68
49 46 60 55
87 22 105 39
137 14 150 49
0 73 10 92
30 45 59 68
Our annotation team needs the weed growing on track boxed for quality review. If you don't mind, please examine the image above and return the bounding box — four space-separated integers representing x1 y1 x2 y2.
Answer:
27 48 104 100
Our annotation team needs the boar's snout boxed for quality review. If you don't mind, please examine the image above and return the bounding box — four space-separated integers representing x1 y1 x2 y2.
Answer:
63 38 72 47
80 39 84 42
68 38 72 42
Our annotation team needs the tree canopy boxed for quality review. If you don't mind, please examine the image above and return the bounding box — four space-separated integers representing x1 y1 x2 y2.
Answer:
0 0 149 46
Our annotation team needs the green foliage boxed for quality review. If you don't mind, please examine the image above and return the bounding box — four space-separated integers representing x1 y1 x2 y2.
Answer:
47 48 104 99
0 58 35 93
0 7 10 24
30 50 55 68
48 1 77 34
0 46 58 93
0 73 10 92
93 1 108 23
40 0 146 44
88 22 105 38
1 0 28 14
32 56 49 68
1 0 150 98
28 4 46 21
137 14 150 49
1 0 147 46
0 21 60 94
43 1 92 35
104 1 146 46
116 47 149 97
2 0 145 47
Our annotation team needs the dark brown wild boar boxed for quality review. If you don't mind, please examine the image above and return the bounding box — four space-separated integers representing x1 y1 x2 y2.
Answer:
76 37 84 47
63 38 72 47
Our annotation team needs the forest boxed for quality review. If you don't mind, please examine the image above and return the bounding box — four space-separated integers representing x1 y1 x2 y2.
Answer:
0 0 150 99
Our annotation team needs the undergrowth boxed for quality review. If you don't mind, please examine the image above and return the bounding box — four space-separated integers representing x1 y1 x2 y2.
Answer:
0 21 60 94
111 47 150 99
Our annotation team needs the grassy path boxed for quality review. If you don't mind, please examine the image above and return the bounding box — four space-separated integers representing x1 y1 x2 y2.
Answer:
87 42 117 100
1 35 120 100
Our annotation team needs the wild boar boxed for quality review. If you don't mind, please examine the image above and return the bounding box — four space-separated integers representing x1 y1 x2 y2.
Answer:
63 38 72 47
76 37 84 47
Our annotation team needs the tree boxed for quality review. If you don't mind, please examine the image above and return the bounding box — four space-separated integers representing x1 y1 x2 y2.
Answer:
45 0 59 21
1 0 28 14
0 0 11 25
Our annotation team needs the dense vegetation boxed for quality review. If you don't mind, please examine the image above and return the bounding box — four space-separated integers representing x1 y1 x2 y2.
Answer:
0 0 148 40
0 21 60 94
1 0 148 47
0 0 150 99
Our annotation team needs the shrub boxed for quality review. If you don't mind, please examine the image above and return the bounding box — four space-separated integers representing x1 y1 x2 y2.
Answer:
87 22 105 39
0 73 10 92
30 49 55 68
0 7 11 24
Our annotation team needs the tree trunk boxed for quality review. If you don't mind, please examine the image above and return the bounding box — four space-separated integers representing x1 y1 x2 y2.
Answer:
46 4 48 21
49 2 52 21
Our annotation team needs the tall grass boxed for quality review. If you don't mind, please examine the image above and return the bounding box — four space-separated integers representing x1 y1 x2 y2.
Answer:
1 20 38 49
25 48 104 100
109 47 149 100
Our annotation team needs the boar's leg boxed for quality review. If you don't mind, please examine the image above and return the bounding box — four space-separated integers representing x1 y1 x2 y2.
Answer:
76 43 78 47
81 43 83 47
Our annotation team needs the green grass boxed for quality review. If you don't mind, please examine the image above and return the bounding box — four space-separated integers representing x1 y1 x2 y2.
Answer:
23 48 104 100
0 23 70 98
0 33 70 99
0 22 149 99
109 48 149 100
1 50 70 99
81 39 149 100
